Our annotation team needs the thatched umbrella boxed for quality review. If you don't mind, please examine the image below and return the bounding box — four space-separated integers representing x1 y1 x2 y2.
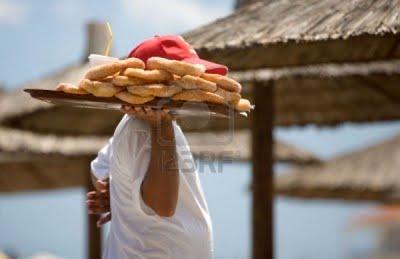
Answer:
0 22 126 136
0 64 124 135
232 60 400 126
183 0 400 258
0 127 106 192
276 134 400 203
185 0 400 70
0 128 319 192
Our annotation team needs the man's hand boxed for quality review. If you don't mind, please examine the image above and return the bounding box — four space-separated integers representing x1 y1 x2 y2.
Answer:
87 179 111 227
121 105 174 128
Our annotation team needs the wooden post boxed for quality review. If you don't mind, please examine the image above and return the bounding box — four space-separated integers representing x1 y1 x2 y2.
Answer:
251 81 274 259
84 21 111 60
86 173 102 259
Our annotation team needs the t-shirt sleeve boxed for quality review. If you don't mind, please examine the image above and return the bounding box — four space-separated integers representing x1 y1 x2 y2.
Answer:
90 137 113 180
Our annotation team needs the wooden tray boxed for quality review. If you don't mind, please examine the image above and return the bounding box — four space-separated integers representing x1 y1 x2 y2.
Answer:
24 89 243 118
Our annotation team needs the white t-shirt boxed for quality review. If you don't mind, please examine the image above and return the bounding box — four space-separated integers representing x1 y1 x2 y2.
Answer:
91 115 213 259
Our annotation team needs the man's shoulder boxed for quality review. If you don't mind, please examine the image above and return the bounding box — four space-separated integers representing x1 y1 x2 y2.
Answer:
111 116 152 164
114 115 149 137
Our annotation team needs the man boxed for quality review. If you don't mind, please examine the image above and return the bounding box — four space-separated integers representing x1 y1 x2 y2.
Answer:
86 36 229 259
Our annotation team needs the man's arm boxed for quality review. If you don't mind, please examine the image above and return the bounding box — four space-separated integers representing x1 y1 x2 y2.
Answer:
122 106 179 217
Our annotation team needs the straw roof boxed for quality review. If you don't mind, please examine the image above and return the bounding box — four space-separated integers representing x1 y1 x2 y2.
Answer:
0 63 86 119
0 127 318 163
184 0 400 70
0 63 124 135
276 133 400 202
0 127 106 192
0 128 318 193
0 128 319 162
2 59 400 132
233 60 400 126
0 128 107 156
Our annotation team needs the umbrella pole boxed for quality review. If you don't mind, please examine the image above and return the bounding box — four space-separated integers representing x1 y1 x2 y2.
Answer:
252 81 274 259
85 173 102 259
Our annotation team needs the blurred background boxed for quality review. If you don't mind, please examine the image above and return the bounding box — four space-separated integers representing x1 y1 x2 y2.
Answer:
1 0 400 258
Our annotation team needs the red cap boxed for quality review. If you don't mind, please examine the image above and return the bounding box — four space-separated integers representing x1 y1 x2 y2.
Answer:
129 35 228 75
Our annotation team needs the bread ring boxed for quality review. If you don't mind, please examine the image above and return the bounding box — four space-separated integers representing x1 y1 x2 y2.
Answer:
124 68 173 82
119 58 145 69
147 57 205 77
115 91 155 105
85 62 122 80
79 79 123 97
172 90 225 104
201 73 242 93
235 98 252 112
173 75 217 92
56 83 88 95
112 76 147 87
214 87 241 104
127 84 182 98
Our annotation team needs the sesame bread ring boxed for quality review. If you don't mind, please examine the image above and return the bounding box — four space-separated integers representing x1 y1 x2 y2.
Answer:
127 84 182 98
235 98 252 112
147 57 205 77
112 75 147 87
173 75 217 92
214 87 241 104
56 83 88 95
115 91 155 105
201 73 242 93
79 79 123 97
124 68 173 82
172 90 225 105
119 58 145 69
85 62 122 81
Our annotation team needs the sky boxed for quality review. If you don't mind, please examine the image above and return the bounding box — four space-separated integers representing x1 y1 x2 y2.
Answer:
0 0 233 88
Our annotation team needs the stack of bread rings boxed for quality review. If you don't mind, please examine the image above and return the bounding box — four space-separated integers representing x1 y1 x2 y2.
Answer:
56 57 253 113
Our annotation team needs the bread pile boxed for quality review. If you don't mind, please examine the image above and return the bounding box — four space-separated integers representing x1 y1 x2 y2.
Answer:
56 57 253 112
